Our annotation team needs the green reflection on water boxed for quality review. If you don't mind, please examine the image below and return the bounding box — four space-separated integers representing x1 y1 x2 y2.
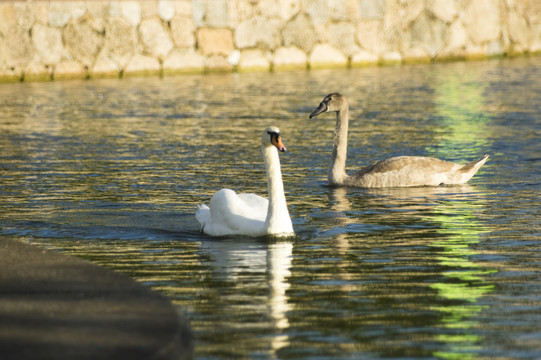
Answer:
431 69 492 160
428 199 496 360
428 68 496 359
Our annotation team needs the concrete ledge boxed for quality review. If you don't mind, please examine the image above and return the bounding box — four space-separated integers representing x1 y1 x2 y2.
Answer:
0 237 193 360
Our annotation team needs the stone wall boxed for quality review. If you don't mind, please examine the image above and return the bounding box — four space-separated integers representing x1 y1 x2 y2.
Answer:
1 0 541 82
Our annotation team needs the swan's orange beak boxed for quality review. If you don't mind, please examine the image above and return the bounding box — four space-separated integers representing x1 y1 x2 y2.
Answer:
272 135 287 152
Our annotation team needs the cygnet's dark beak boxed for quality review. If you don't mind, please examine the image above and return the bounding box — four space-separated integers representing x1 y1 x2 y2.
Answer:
309 102 327 118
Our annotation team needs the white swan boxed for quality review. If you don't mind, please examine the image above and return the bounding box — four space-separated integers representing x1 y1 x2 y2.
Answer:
309 93 489 188
195 126 294 237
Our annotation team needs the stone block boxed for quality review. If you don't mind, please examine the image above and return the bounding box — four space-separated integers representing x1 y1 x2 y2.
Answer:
0 4 16 34
403 47 431 64
428 0 458 23
235 16 281 50
104 17 137 67
87 2 108 23
0 66 24 83
306 0 327 25
445 21 468 51
124 54 161 77
24 62 52 82
487 40 505 57
206 55 233 73
87 14 106 33
327 22 360 56
158 1 176 21
382 24 408 54
90 56 120 78
307 0 355 22
64 18 104 66
14 2 34 31
140 1 158 19
163 48 205 75
463 0 501 44
254 0 279 19
507 11 530 50
350 49 378 67
277 0 301 20
34 2 48 25
530 24 541 54
120 1 141 26
227 0 253 26
197 28 233 56
332 0 358 21
437 21 469 62
357 20 386 55
192 0 229 27
273 46 307 70
54 60 87 80
32 24 63 65
237 49 270 72
3 27 33 67
309 44 348 69
170 15 196 48
380 51 402 65
282 14 317 53
525 0 541 24
175 1 192 17
227 50 240 66
385 0 424 30
435 48 467 62
411 11 448 57
464 44 488 60
139 19 173 59
49 1 86 27
358 0 385 20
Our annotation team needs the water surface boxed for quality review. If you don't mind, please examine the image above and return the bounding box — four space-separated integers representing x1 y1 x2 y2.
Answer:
1 57 540 359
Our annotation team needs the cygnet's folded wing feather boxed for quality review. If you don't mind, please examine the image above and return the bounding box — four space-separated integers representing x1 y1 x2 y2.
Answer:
356 156 456 175
349 156 461 187
349 155 488 187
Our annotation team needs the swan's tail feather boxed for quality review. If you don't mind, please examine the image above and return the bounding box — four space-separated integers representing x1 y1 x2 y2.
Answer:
455 154 489 184
460 154 489 173
195 204 211 232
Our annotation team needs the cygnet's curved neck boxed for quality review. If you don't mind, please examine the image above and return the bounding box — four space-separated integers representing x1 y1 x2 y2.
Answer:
262 145 292 233
329 106 349 185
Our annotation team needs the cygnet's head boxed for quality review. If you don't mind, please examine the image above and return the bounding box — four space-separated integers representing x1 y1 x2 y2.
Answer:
309 92 348 118
262 126 286 152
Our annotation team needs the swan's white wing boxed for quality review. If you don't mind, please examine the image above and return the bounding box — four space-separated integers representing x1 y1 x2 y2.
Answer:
237 193 268 221
198 189 269 236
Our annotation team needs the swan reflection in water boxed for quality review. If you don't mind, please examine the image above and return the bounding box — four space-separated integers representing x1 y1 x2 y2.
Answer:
200 238 293 355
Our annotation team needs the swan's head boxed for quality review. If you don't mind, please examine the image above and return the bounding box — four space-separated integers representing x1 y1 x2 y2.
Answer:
309 93 348 118
263 126 286 152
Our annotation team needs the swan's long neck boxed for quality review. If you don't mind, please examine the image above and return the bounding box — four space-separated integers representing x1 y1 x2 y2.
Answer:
262 145 293 234
329 106 349 185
